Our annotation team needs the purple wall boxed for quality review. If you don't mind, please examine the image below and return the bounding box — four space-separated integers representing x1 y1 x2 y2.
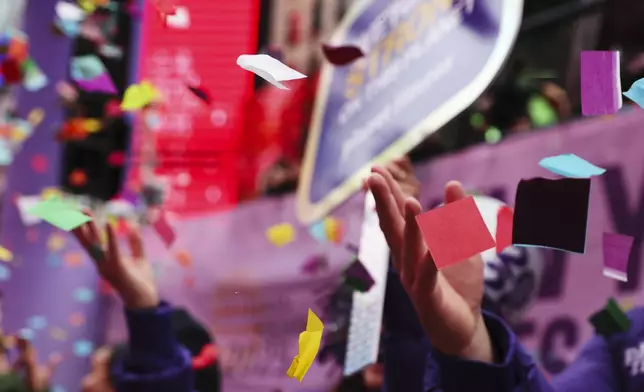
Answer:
0 1 105 391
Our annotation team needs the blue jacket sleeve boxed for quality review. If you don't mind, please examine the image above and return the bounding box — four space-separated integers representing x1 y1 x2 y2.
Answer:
111 301 195 392
430 311 553 392
549 335 618 392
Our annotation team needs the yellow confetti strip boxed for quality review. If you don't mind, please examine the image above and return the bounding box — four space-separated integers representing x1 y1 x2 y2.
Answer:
287 309 324 382
266 223 295 247
83 119 102 133
0 246 13 262
77 0 97 12
619 297 635 312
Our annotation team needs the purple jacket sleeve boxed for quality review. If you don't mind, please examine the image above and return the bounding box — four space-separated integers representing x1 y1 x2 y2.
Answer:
111 302 195 392
549 335 618 392
430 311 554 391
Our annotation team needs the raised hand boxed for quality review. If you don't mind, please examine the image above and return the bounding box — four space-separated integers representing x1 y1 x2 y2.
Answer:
0 336 61 392
72 219 158 310
367 166 493 362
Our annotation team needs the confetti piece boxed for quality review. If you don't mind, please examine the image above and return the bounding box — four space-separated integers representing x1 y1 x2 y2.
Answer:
496 205 513 253
623 78 644 108
27 108 45 127
308 221 327 243
73 340 94 357
76 73 117 94
2 59 22 84
107 151 125 166
512 178 590 253
602 233 634 282
619 297 635 312
0 246 13 262
52 385 66 392
46 254 62 268
121 82 159 111
19 328 34 340
342 258 375 293
153 210 176 248
77 0 97 13
287 309 323 382
26 315 47 330
415 196 496 269
28 197 91 231
581 51 622 116
323 217 343 244
71 55 105 81
55 1 85 22
301 254 329 275
187 84 211 104
589 298 630 337
16 195 42 226
165 6 190 29
539 154 606 178
31 154 48 173
104 99 123 117
69 169 87 187
73 287 95 303
69 312 85 327
175 250 192 268
321 44 364 66
0 265 10 281
63 251 84 267
22 59 48 92
266 223 296 247
237 54 306 90
50 327 68 341
41 187 63 200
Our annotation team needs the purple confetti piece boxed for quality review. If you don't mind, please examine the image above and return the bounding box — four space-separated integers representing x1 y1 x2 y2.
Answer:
581 51 622 116
602 232 634 282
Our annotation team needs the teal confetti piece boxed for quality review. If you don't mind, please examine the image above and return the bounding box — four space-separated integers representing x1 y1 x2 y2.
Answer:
623 78 644 108
26 315 47 330
73 340 94 357
73 287 95 303
309 221 327 243
52 385 66 392
539 154 606 178
0 264 10 281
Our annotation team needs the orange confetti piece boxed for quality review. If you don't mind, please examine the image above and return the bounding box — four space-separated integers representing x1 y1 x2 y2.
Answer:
69 169 87 186
47 232 66 251
50 327 68 341
184 275 195 288
175 250 192 268
69 312 86 327
64 251 84 267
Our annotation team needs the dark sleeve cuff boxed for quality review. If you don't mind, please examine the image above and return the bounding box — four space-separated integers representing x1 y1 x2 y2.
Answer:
383 263 425 339
125 301 180 367
113 346 194 392
429 310 538 391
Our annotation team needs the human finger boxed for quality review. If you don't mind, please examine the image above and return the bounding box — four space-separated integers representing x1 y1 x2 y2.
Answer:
401 198 435 289
393 155 414 172
367 173 404 269
127 222 145 260
372 165 406 214
444 181 467 204
106 223 123 269
71 225 93 252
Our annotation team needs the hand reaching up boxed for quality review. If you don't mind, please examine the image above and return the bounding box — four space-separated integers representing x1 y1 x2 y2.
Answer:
0 336 61 392
72 220 158 310
367 166 494 363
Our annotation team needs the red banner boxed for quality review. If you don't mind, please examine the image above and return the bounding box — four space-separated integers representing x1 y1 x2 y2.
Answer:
127 0 259 215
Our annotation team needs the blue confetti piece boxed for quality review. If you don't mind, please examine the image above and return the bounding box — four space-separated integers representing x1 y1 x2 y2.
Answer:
52 385 66 392
539 154 606 178
309 221 327 243
73 287 95 303
46 254 62 268
19 328 34 340
624 78 644 108
0 264 10 281
73 340 94 357
26 315 47 330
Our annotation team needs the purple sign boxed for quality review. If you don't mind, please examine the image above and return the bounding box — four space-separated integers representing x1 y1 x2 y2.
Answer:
297 0 523 223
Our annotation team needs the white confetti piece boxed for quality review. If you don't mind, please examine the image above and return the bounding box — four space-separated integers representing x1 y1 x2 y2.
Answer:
55 1 85 22
236 54 306 90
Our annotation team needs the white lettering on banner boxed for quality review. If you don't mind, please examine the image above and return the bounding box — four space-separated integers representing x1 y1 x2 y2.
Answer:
145 48 203 134
625 342 644 376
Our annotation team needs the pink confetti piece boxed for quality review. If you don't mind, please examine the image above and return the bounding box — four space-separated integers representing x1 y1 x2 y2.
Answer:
602 232 634 282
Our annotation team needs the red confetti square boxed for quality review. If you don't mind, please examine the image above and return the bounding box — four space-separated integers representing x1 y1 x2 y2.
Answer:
496 206 513 253
415 196 496 269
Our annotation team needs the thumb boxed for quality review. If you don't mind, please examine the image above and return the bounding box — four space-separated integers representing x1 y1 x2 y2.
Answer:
444 181 467 204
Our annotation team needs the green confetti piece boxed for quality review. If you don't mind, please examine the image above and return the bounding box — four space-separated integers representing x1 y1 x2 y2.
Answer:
484 127 502 144
28 197 91 231
528 95 558 128
589 298 631 337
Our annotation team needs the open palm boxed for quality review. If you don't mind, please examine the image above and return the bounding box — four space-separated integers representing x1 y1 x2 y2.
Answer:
368 166 491 361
